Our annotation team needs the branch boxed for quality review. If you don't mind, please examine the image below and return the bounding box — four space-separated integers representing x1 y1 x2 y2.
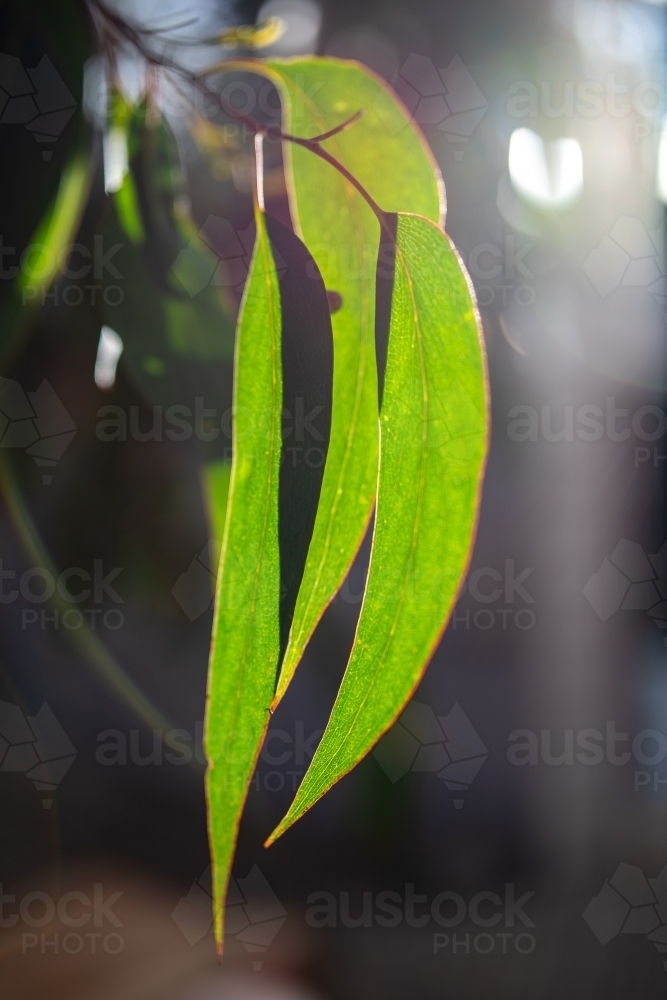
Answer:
87 1 396 240
308 110 365 143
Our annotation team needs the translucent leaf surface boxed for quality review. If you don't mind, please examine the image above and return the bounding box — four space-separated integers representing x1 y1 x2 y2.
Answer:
204 209 282 951
267 213 488 843
205 210 333 951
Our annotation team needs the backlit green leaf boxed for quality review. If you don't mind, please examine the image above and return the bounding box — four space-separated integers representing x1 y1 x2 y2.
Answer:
267 213 488 844
204 207 334 951
204 208 282 952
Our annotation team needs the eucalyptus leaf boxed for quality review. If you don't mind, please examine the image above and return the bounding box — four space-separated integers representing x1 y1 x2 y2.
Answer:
205 208 333 951
205 208 282 952
267 212 488 844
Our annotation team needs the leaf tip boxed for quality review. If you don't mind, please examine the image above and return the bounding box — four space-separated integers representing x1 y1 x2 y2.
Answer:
269 692 281 714
213 893 225 957
264 818 289 847
215 927 224 959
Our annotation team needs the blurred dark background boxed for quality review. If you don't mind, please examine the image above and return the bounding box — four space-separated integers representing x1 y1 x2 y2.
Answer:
0 0 665 997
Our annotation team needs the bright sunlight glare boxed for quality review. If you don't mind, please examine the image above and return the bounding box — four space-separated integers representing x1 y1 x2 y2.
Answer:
103 127 129 194
508 127 583 210
95 326 124 390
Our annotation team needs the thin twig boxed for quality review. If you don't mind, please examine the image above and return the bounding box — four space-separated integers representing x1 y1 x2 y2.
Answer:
308 110 365 143
87 1 396 239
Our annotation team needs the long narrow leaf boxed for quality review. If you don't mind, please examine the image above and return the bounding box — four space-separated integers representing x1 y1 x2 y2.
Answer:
204 209 282 952
267 213 488 844
205 210 334 951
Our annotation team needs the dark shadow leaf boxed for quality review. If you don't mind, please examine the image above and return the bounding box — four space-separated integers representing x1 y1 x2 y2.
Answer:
264 215 333 655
